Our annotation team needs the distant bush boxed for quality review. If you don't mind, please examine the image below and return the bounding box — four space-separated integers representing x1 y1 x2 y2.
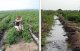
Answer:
62 10 80 23
67 16 77 21
65 15 80 22
76 16 80 22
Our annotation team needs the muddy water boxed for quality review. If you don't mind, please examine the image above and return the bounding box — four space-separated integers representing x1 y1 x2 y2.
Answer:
45 16 71 51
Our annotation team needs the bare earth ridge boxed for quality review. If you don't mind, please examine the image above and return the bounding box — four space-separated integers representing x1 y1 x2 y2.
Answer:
5 41 38 51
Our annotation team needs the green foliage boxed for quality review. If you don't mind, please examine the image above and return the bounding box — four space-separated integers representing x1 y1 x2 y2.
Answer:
0 10 39 45
61 10 80 22
76 17 80 22
41 10 55 47
57 9 63 14
22 30 32 42
6 27 18 45
0 16 11 31
67 16 78 21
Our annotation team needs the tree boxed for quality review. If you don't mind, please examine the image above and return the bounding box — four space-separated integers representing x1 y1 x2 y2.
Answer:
57 9 63 14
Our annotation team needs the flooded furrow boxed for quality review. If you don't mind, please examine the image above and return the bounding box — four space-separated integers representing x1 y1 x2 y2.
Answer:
45 15 71 51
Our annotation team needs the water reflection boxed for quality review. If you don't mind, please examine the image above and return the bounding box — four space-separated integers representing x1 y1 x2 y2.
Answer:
46 16 71 51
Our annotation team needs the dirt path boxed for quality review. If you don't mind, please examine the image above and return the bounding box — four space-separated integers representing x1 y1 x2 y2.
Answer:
5 41 38 51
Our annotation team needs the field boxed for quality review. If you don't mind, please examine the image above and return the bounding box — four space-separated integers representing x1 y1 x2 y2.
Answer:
41 10 55 47
0 10 39 45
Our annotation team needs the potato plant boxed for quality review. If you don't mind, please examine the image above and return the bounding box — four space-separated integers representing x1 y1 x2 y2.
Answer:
0 10 39 45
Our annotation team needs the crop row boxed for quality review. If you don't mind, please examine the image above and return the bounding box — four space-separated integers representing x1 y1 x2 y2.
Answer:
41 10 55 48
0 10 39 45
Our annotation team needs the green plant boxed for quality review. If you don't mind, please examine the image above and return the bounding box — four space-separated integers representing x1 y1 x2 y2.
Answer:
41 10 54 47
22 30 32 42
6 27 18 45
67 16 77 21
1 10 39 45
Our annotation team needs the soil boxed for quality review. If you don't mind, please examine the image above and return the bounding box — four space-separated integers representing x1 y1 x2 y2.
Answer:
5 41 38 51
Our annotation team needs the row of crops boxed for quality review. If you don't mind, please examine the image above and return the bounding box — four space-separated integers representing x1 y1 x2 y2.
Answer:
0 10 39 45
41 10 55 48
59 10 80 23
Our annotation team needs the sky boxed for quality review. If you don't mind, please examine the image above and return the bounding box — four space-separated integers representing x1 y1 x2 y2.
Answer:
0 0 39 11
41 0 80 10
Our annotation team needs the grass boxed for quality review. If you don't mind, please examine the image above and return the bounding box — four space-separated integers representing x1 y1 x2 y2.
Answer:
0 10 39 45
41 10 55 48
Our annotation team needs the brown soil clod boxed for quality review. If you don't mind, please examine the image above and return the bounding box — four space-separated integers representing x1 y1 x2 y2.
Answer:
58 15 80 50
